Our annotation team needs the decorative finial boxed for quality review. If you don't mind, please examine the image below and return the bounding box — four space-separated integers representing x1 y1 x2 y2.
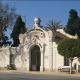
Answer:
34 17 41 25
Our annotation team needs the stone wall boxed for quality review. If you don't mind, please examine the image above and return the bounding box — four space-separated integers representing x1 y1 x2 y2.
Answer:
53 42 64 70
0 47 10 68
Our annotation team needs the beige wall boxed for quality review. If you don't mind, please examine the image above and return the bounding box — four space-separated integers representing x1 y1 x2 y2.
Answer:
0 47 10 67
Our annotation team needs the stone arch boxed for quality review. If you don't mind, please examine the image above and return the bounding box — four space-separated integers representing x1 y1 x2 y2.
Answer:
29 45 41 71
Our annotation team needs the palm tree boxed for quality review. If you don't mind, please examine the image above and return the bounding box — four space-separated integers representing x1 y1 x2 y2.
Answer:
46 20 62 41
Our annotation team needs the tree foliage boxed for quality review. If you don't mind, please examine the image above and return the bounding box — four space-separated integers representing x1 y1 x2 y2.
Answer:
47 20 62 32
0 2 18 40
11 16 27 47
58 39 80 58
46 20 62 41
58 39 80 73
65 9 80 36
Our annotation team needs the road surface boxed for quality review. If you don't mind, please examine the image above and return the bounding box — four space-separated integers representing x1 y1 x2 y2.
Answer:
0 71 80 80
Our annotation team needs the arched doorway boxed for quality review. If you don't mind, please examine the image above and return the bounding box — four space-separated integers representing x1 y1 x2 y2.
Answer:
29 45 41 71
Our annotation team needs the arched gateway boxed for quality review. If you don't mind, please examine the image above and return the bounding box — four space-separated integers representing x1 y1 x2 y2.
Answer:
29 45 41 71
0 17 78 72
14 17 64 72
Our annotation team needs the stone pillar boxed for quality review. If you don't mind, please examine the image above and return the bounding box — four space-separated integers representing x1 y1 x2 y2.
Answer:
24 48 29 71
48 30 53 71
27 58 29 71
76 61 79 73
49 42 53 71
51 42 53 71
40 48 44 71
46 38 53 71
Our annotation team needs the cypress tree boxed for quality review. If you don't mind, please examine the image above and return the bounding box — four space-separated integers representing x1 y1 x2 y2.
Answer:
65 9 80 36
11 16 26 46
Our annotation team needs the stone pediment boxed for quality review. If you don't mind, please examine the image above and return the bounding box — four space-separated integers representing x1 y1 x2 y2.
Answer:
19 29 45 46
27 29 45 39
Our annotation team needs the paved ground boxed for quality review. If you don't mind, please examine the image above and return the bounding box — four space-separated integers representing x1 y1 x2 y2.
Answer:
0 70 80 80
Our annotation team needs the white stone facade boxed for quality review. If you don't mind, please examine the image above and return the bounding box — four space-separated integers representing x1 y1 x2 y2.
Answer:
10 18 64 71
0 47 10 68
11 27 64 71
0 18 79 71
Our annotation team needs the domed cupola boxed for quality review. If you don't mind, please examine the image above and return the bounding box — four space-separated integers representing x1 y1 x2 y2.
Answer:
33 17 42 29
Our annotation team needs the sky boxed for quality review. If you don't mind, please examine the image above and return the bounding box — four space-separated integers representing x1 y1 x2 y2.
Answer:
2 0 80 29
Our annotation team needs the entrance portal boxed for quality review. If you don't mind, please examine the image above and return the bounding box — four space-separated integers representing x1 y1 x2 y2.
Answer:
29 45 41 71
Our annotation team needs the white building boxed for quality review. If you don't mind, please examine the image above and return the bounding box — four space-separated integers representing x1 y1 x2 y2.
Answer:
0 17 79 71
